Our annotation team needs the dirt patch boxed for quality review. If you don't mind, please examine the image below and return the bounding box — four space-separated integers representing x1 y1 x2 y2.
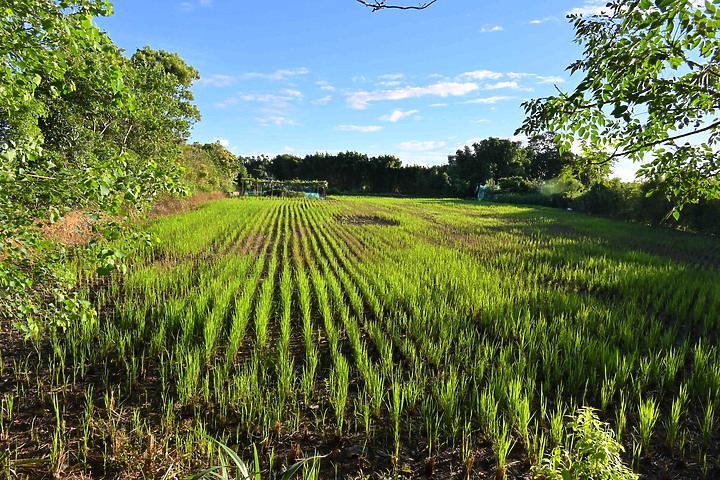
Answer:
334 215 400 226
148 192 228 218
41 211 96 246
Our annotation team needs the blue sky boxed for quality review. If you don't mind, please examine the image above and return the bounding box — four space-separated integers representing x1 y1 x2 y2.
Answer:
96 0 637 180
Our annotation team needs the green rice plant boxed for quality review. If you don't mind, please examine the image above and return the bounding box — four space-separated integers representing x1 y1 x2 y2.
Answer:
388 377 405 459
492 420 515 480
301 347 319 405
548 403 566 448
636 396 659 454
615 394 628 441
664 384 687 451
328 355 350 435
701 397 716 451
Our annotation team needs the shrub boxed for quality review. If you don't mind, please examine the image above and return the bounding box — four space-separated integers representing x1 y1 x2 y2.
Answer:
498 176 534 193
533 407 637 480
576 180 628 216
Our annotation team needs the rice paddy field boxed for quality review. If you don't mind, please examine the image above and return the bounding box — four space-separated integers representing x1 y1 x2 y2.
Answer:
3 196 720 479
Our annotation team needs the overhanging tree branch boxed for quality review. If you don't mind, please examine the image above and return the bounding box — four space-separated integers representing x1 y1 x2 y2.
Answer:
356 0 438 11
589 120 720 165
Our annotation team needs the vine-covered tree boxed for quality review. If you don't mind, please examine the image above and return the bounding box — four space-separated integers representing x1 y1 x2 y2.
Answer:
518 0 720 216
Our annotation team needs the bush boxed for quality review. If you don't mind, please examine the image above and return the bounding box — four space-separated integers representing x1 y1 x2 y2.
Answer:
498 176 534 193
576 180 628 216
533 407 637 480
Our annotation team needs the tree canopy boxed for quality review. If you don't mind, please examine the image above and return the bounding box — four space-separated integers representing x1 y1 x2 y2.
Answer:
518 0 720 214
1 1 200 335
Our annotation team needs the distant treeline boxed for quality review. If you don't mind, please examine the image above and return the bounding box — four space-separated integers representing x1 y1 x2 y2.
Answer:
237 133 607 197
185 133 718 235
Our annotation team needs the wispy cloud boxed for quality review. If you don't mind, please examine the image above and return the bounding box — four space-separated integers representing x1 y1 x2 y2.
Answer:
507 72 565 84
536 75 565 84
197 74 236 87
213 97 239 108
377 81 403 87
258 117 298 127
335 125 383 132
178 0 211 11
527 16 558 24
480 25 503 33
243 68 309 81
483 81 533 91
280 89 303 97
459 70 503 80
568 1 612 16
461 96 515 104
379 73 404 80
397 140 447 151
379 109 419 122
429 103 448 107
312 95 333 105
347 82 479 109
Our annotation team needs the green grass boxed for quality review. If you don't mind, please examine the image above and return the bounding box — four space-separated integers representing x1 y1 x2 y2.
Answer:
2 196 720 479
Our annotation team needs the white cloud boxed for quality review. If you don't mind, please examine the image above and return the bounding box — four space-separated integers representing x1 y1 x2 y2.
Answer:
258 117 298 126
568 1 612 16
347 82 479 109
460 70 503 80
429 103 448 107
178 0 211 11
483 81 533 91
320 85 336 91
379 109 419 122
480 25 503 33
197 74 235 87
213 137 229 147
335 125 383 132
527 17 558 24
461 96 515 104
377 81 402 87
507 72 534 79
312 95 333 105
379 73 404 80
281 89 303 97
243 68 309 80
284 146 294 152
397 140 447 151
536 75 565 84
504 135 529 144
241 93 291 103
474 119 491 123
213 97 239 108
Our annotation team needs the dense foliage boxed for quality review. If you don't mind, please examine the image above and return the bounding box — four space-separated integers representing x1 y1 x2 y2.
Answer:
519 0 720 214
181 142 246 193
0 1 199 334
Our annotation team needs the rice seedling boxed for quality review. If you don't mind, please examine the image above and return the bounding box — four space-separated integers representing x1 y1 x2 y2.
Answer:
3 196 719 479
637 396 659 454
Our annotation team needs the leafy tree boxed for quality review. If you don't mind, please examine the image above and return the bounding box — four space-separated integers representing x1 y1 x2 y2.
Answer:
1 2 200 335
526 133 569 180
519 0 720 215
182 142 243 193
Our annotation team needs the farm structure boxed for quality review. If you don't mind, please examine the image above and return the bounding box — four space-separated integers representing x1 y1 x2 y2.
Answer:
238 178 328 198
